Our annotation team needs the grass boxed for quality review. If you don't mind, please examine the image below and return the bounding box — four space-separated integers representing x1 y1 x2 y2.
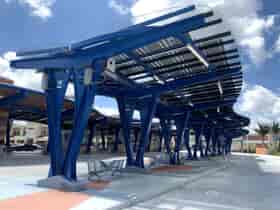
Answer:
270 151 280 156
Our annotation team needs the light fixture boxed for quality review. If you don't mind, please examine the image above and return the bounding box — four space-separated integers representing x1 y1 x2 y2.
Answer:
187 44 209 68
84 67 93 85
217 106 220 113
153 75 165 84
217 80 223 95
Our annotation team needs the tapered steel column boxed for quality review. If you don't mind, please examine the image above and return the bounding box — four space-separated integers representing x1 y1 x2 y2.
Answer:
117 97 135 166
45 70 70 176
184 128 192 159
86 123 96 153
5 119 11 148
135 95 158 168
160 119 172 155
63 60 104 180
173 112 190 164
113 127 120 152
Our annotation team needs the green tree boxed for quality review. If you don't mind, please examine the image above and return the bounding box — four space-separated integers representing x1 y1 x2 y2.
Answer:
254 123 270 145
271 122 280 151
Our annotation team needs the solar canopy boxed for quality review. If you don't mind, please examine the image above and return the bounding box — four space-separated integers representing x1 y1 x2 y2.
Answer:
11 5 247 125
10 5 250 179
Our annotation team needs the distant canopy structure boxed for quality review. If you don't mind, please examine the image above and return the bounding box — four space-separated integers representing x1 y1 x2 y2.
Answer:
10 5 250 180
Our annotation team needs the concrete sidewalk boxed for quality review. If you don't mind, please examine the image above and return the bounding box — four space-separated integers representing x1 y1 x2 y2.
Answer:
0 152 225 210
1 153 279 210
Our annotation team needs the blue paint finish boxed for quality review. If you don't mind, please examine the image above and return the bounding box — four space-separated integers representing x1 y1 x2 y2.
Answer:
46 70 70 176
184 128 193 159
5 119 11 147
204 131 211 157
199 122 207 158
101 129 106 150
113 127 120 152
63 60 104 180
160 119 172 155
86 123 96 153
117 96 135 166
135 95 158 168
158 131 164 152
6 5 251 180
211 128 217 156
173 112 191 164
10 10 215 70
126 68 241 98
193 126 202 160
71 5 196 51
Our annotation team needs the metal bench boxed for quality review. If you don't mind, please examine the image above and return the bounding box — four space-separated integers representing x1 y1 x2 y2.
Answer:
88 159 126 180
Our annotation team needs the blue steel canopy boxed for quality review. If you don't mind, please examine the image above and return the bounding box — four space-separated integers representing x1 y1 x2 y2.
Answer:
11 5 243 120
9 5 250 179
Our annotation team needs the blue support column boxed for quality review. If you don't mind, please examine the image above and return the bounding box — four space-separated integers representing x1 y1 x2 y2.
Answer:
133 129 139 153
46 70 70 176
204 130 211 157
199 123 206 158
217 133 222 155
227 138 233 154
113 127 120 152
117 97 135 166
135 95 158 168
86 123 96 153
158 131 163 152
146 131 152 152
63 60 104 180
160 119 172 154
193 127 201 160
101 130 106 150
184 128 192 159
174 112 191 164
211 128 217 156
5 119 11 148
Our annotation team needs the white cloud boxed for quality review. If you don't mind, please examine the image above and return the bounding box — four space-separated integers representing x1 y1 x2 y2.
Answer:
108 0 130 15
275 35 280 53
109 0 276 65
5 0 56 20
235 84 280 132
0 51 42 90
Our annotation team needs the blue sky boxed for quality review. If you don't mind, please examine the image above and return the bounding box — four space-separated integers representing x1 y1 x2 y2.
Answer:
0 0 280 131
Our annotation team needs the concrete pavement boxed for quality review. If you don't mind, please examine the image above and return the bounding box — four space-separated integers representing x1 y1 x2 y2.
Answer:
0 152 280 210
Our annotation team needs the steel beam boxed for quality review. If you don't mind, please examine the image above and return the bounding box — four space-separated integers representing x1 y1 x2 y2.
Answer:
113 127 120 152
117 96 135 166
86 122 96 153
46 70 70 176
126 67 241 98
63 60 104 180
173 111 191 164
5 119 11 148
11 11 218 70
184 127 192 159
160 118 172 155
135 95 158 168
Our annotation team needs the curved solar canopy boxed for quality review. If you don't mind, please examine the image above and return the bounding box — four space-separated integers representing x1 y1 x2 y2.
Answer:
11 5 249 137
9 5 250 179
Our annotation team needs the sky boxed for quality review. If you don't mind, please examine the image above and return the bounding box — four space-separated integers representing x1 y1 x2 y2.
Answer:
0 0 280 132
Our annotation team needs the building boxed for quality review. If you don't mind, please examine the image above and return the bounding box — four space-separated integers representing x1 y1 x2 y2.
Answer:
10 122 48 145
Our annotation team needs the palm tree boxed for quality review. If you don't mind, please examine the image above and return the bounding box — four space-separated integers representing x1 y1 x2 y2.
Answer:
254 123 270 145
271 122 280 151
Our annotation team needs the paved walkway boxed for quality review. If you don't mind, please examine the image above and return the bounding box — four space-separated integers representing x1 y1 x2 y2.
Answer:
0 152 279 210
124 153 280 210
